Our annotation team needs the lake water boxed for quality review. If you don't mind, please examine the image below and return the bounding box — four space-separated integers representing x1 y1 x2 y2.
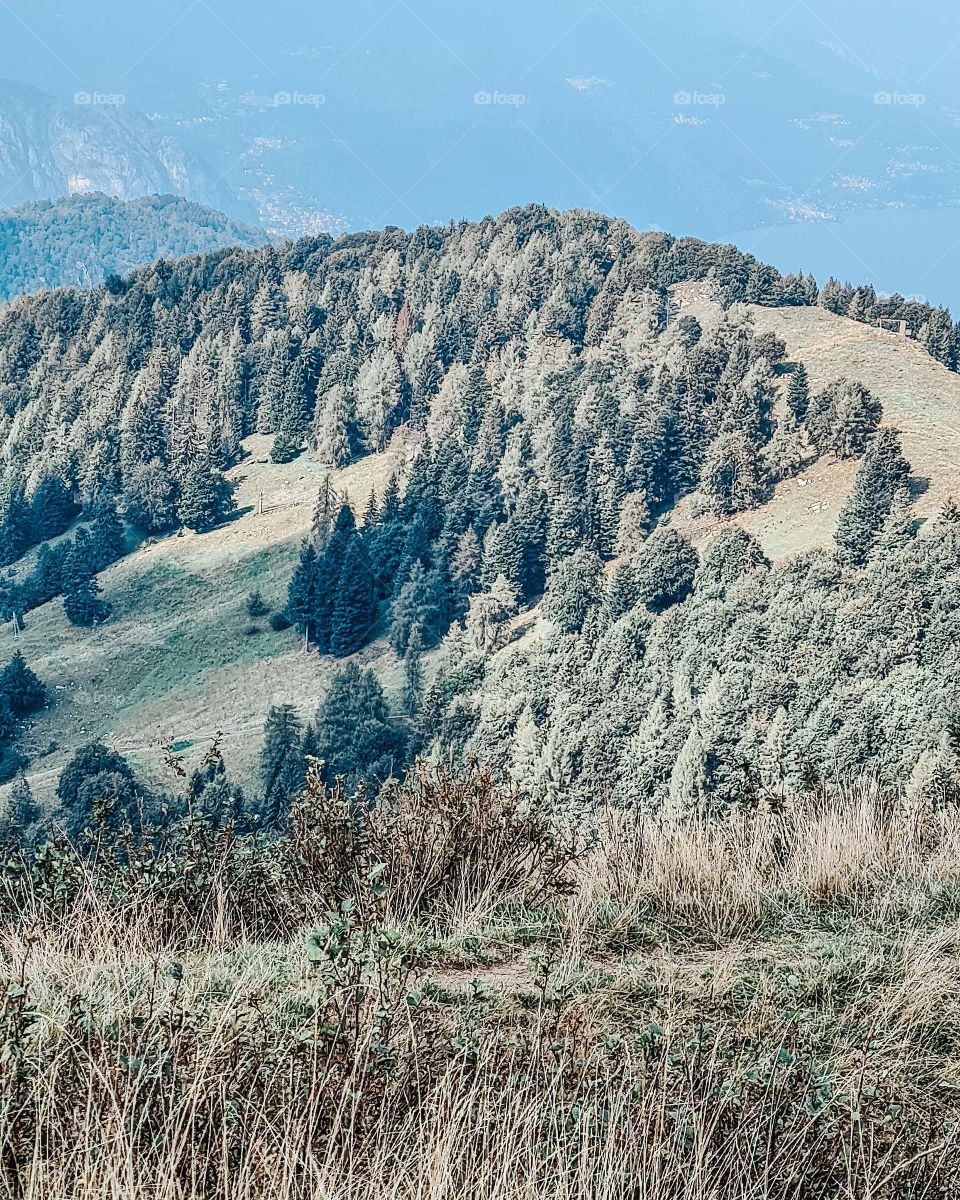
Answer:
722 207 960 315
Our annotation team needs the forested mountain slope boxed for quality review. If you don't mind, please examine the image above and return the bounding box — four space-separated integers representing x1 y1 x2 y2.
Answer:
0 194 266 301
0 205 958 811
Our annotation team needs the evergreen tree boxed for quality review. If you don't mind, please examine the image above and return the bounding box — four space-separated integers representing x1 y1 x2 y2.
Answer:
834 429 912 566
807 378 883 460
330 536 376 657
90 500 126 571
55 741 140 845
701 432 769 517
7 772 40 842
633 528 699 612
176 461 235 532
287 542 319 645
787 363 809 421
0 652 46 717
62 531 110 627
314 662 406 786
258 704 306 829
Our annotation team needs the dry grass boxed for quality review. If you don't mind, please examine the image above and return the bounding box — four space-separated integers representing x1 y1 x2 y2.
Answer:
4 433 413 802
1 771 960 1197
670 289 960 557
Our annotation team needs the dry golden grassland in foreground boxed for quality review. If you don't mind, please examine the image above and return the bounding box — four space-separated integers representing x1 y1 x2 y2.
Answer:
0 767 959 1197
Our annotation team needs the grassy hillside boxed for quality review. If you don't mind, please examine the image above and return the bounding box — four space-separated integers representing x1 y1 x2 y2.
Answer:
8 292 960 805
7 435 411 800
675 285 960 556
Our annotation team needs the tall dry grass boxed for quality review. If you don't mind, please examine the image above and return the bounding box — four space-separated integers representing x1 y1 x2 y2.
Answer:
1 768 959 1198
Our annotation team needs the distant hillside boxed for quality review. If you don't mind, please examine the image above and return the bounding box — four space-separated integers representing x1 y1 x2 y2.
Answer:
0 194 267 301
0 80 245 218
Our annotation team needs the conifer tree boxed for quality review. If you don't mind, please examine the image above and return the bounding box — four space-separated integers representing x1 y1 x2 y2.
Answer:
287 543 318 645
176 461 235 532
314 662 406 786
0 652 46 717
62 530 110 627
633 528 699 612
834 429 912 566
90 500 125 571
7 772 40 841
787 363 809 421
55 741 139 844
330 537 376 657
258 705 306 829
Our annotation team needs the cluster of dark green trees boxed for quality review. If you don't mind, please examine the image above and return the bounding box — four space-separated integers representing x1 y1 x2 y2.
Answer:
1 658 404 847
0 502 123 628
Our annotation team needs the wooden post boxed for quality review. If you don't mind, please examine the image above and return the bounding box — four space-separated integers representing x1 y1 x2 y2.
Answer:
258 490 264 516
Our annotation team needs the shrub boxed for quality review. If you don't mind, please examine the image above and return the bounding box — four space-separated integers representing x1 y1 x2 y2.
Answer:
246 590 270 619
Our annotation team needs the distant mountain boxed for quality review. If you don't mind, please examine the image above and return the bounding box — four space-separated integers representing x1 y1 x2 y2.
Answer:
3 2 960 249
0 80 250 220
0 193 266 301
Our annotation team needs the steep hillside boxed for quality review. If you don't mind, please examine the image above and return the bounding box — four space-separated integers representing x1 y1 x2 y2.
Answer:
0 194 266 301
10 435 410 799
0 80 241 217
0 207 959 816
672 285 960 556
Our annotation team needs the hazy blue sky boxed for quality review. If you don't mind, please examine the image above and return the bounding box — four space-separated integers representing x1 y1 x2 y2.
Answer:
3 1 960 304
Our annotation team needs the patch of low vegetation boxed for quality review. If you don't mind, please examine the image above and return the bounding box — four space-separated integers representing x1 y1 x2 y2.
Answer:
0 763 959 1197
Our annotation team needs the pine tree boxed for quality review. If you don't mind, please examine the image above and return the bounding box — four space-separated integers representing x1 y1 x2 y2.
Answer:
701 432 769 517
330 536 376 657
314 662 406 786
402 626 425 718
258 705 306 829
807 379 883 460
90 500 125 571
313 384 353 466
543 549 603 635
62 531 110 627
0 651 46 717
786 364 809 421
55 741 139 844
287 542 318 644
633 528 699 613
7 772 40 841
176 461 235 532
834 429 912 566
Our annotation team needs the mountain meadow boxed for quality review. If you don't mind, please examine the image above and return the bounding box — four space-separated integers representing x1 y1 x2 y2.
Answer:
0 206 959 1195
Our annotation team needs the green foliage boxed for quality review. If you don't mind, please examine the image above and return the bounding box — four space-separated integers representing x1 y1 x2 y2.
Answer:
258 705 307 830
55 741 140 845
176 462 235 533
835 428 912 566
806 378 883 459
246 590 270 619
314 663 406 788
0 193 265 301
